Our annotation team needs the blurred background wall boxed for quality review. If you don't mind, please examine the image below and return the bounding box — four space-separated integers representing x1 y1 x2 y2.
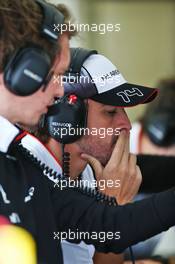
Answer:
49 0 175 122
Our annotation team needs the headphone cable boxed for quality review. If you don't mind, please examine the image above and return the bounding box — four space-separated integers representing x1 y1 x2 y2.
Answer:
61 144 70 178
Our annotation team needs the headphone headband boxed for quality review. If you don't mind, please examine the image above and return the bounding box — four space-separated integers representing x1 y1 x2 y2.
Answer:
36 0 64 41
68 48 98 75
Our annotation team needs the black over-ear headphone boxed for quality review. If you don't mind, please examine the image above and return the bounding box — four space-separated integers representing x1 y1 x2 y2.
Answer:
3 0 64 96
144 110 175 147
43 47 98 144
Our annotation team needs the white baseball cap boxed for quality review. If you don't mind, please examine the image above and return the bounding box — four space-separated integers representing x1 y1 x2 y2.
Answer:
64 54 158 107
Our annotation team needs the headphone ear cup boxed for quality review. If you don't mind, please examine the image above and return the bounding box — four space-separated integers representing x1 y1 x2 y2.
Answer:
4 46 52 96
44 95 87 144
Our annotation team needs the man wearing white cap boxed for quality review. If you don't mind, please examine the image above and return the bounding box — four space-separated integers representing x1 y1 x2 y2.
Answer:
62 48 158 263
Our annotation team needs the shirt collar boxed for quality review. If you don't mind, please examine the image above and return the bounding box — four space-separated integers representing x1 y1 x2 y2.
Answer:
0 115 19 153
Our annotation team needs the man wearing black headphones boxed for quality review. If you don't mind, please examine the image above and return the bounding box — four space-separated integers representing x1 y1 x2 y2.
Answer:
0 1 73 263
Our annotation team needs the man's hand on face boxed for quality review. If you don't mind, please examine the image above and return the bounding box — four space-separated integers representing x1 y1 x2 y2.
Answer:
81 130 142 205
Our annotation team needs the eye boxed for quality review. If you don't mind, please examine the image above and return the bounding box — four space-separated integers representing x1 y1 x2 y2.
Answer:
107 110 117 116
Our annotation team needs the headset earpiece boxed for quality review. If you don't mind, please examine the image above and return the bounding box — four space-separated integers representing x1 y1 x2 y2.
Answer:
4 46 51 96
44 95 87 144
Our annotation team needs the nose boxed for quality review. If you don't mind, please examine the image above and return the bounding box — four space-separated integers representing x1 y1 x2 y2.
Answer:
115 108 132 132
